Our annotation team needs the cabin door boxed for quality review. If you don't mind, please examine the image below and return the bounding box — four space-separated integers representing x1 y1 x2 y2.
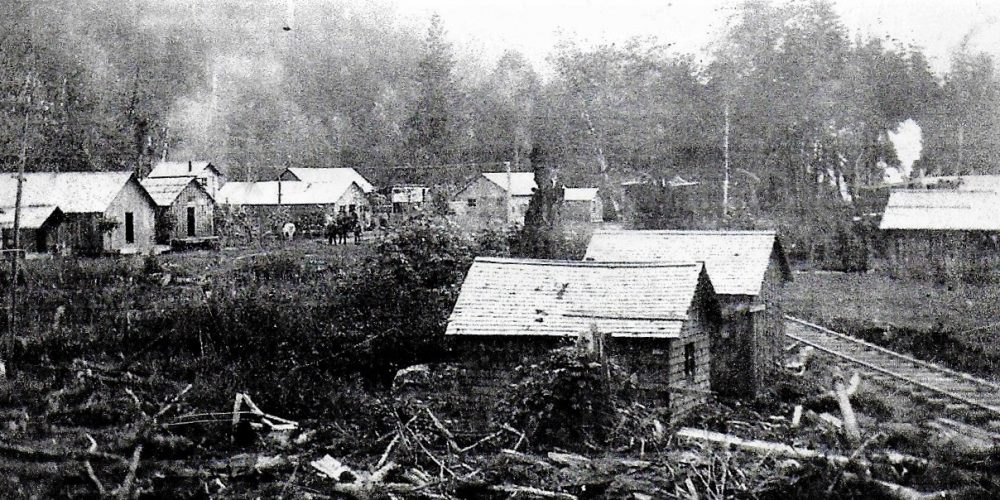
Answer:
186 207 196 237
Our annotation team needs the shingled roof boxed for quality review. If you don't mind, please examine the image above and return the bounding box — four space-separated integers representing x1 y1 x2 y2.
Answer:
141 177 211 207
0 205 61 229
879 189 1000 231
481 172 537 196
282 167 375 193
217 179 360 206
564 187 599 201
446 258 715 339
0 171 139 214
584 230 791 296
148 161 219 179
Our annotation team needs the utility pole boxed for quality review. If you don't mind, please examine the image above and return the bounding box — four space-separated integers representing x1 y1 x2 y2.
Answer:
8 79 30 337
505 160 513 225
723 101 730 218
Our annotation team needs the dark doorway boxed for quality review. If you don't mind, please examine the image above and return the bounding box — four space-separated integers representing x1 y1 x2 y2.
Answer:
187 207 196 237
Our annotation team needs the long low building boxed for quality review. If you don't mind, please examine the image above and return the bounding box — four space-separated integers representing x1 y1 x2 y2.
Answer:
880 189 1000 280
217 180 370 240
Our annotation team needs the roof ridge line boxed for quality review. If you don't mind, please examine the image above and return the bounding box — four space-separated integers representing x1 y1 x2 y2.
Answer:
474 257 703 268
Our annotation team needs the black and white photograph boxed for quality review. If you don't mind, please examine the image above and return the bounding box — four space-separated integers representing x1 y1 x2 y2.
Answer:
2 0 1000 497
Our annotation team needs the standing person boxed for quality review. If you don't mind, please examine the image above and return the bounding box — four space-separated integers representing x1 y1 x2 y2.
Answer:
351 212 362 244
337 212 350 245
325 215 337 245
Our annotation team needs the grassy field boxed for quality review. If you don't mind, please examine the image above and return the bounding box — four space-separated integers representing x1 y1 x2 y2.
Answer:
783 271 1000 380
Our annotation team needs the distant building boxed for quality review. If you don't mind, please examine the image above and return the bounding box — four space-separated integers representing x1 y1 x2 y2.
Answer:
620 176 700 229
562 187 604 223
217 180 370 240
585 230 792 398
148 161 225 199
880 189 1000 281
0 172 158 255
141 177 216 245
450 172 536 228
446 257 721 423
390 185 430 214
905 174 1000 192
279 167 375 194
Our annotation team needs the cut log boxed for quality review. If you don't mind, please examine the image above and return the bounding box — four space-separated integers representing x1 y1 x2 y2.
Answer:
835 376 862 447
491 484 578 499
676 428 927 468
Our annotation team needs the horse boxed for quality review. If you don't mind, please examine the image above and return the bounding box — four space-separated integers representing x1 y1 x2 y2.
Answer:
282 222 296 241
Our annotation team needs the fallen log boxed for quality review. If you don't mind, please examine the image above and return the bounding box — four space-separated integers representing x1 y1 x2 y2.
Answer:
0 442 129 464
676 428 927 468
491 484 578 499
834 374 862 447
842 472 953 500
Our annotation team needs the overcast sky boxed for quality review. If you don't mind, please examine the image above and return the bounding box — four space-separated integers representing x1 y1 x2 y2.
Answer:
370 0 1000 76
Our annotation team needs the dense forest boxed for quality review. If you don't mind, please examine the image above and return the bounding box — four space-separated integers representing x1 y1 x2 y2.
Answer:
2 0 998 238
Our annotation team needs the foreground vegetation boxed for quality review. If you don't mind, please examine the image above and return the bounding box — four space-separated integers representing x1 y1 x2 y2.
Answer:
0 217 997 497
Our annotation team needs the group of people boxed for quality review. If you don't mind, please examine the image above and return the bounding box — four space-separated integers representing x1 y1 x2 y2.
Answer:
324 211 363 245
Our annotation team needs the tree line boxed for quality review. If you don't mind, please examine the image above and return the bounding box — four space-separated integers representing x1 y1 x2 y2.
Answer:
2 0 998 241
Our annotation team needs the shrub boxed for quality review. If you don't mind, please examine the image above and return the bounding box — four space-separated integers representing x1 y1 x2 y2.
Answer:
505 346 632 450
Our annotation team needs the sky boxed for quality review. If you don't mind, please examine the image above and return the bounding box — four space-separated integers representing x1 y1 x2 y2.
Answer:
375 0 1000 76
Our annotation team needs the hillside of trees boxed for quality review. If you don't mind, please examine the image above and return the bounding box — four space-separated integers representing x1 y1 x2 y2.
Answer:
2 0 998 242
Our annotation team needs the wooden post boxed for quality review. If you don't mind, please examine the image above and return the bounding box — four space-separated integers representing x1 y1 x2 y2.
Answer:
8 79 30 340
723 101 730 218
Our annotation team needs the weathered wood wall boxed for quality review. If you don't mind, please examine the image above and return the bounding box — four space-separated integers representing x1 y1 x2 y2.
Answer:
884 230 1000 283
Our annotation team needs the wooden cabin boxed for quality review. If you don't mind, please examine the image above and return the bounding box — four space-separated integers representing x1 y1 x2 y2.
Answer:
449 172 536 228
445 257 721 424
585 230 792 399
140 177 216 246
0 172 157 255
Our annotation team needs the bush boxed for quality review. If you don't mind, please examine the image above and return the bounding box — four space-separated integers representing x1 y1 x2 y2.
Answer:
505 347 632 450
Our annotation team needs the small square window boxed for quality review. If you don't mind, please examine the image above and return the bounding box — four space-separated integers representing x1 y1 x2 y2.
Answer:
467 198 477 207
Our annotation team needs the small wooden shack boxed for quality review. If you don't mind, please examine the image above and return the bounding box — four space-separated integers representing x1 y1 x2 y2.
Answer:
562 188 604 223
140 177 216 246
0 205 64 253
390 185 430 214
879 189 1000 281
446 257 721 423
585 230 792 398
0 172 158 255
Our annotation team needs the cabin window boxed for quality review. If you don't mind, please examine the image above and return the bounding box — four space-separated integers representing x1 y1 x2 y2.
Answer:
684 342 696 382
467 198 477 207
124 212 135 244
